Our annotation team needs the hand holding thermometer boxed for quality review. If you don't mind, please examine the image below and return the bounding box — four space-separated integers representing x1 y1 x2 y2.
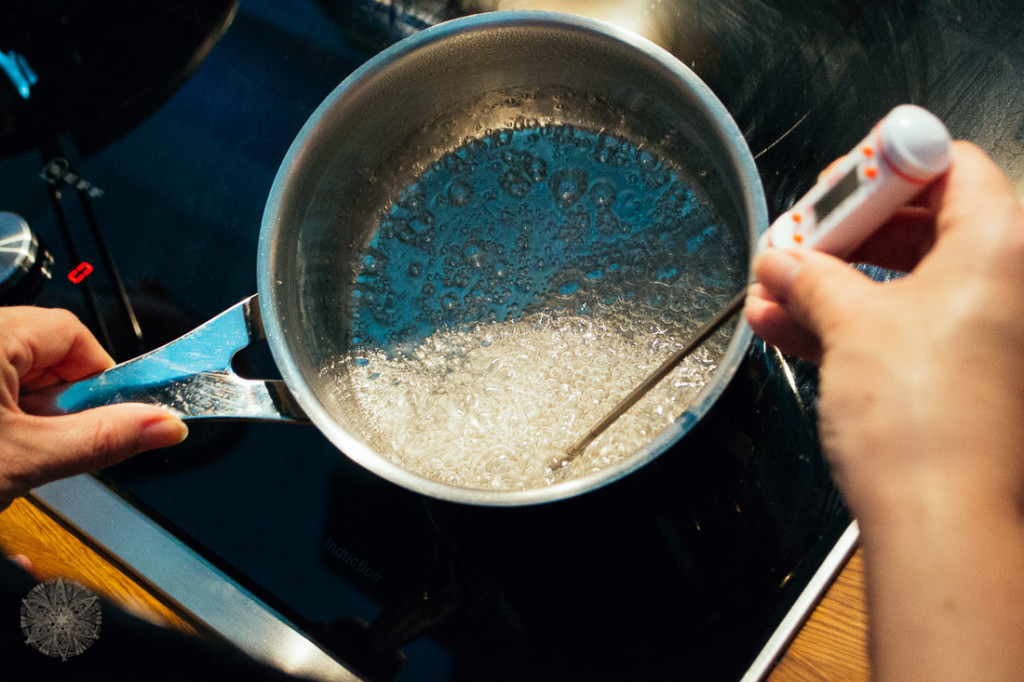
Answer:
562 104 953 461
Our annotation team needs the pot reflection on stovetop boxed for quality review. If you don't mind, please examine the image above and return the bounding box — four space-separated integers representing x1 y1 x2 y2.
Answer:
305 339 842 681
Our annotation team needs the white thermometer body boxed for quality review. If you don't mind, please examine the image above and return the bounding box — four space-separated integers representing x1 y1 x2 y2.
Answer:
759 104 952 256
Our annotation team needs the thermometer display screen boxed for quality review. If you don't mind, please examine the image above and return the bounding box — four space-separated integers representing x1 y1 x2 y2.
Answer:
814 166 861 221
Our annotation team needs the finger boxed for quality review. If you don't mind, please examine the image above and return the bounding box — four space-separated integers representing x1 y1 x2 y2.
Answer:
753 248 877 341
744 285 823 362
0 307 114 388
906 141 1024 281
924 141 1017 240
0 406 187 496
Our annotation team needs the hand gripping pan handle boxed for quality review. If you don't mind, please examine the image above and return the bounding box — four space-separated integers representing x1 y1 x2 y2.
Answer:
25 295 307 422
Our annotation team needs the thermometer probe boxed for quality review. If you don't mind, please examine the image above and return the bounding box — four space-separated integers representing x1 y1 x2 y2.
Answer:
563 105 953 461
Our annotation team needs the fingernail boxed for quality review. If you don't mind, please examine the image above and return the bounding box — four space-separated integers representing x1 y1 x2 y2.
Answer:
8 554 32 572
140 415 189 450
752 250 803 302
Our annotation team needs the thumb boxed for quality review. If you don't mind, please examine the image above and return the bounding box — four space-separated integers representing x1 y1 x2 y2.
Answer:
754 248 876 340
2 405 187 495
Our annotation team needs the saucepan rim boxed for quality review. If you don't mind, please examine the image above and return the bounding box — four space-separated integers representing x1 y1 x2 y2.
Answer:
257 10 768 506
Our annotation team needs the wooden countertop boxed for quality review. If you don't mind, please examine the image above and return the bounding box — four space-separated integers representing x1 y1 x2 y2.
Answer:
0 496 868 680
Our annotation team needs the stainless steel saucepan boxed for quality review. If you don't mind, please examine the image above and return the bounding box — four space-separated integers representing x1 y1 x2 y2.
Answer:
34 12 768 506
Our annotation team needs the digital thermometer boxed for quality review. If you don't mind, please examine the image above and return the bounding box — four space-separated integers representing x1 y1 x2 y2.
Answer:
759 104 952 256
564 105 953 460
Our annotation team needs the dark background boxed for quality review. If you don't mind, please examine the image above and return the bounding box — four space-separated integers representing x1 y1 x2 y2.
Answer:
0 1 1021 680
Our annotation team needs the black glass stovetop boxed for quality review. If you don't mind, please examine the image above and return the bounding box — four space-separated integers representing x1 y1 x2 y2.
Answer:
1 1 1021 680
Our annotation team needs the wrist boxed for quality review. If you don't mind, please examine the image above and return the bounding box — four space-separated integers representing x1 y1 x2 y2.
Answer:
846 466 1021 543
853 468 1024 682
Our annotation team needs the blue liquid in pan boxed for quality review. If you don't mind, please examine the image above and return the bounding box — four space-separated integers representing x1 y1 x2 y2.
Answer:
348 123 743 357
342 124 745 488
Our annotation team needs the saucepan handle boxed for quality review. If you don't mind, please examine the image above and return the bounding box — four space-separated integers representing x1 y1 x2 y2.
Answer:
25 295 307 422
